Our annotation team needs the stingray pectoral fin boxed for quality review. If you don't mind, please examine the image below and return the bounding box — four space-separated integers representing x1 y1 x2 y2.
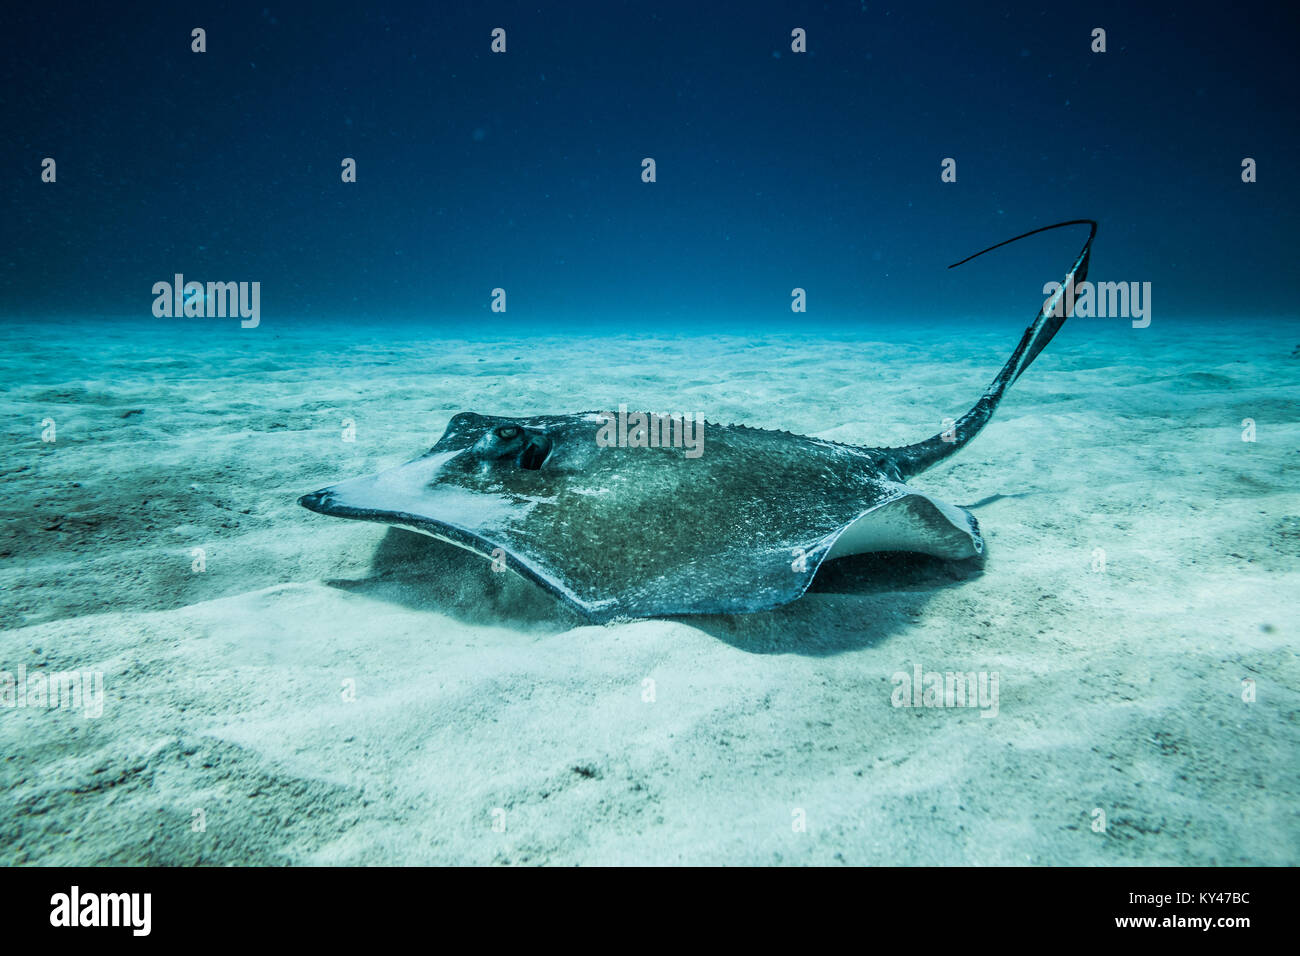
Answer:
299 478 611 617
825 491 983 561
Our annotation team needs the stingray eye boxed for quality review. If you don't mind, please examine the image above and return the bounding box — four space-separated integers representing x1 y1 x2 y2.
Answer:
495 426 520 440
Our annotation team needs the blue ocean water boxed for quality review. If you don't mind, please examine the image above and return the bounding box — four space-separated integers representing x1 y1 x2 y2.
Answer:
2 0 1297 331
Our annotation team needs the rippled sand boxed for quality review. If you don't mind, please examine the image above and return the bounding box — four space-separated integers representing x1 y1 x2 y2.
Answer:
2 316 1296 864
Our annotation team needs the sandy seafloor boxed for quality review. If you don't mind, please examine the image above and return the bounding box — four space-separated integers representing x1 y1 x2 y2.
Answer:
2 315 1297 866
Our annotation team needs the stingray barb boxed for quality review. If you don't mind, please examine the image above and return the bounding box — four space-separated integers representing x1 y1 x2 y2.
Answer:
300 219 1098 621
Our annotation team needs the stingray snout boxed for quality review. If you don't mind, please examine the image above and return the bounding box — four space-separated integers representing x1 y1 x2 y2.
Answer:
297 488 334 513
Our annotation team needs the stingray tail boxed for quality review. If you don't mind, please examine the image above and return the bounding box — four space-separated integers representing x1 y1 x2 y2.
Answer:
888 219 1097 480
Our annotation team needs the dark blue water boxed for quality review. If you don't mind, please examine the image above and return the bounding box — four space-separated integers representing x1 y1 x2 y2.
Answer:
2 1 1297 328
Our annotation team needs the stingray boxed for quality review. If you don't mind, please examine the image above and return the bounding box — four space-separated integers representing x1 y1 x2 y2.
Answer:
300 219 1096 621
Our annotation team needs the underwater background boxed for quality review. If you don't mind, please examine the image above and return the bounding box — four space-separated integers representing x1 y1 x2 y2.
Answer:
4 0 1299 327
1 1 1297 865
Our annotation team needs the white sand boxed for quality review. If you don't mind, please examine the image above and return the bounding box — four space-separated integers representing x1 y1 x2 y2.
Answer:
2 317 1297 865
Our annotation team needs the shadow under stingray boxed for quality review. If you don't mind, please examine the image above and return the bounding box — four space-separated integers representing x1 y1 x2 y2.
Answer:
324 527 986 655
324 527 588 631
687 549 986 656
